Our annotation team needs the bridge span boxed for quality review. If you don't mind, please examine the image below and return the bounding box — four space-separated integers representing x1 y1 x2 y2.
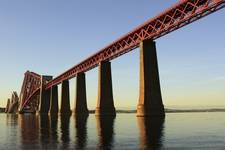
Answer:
8 0 224 116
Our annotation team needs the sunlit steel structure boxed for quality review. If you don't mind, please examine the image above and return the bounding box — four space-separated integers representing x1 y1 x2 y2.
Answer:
16 0 225 115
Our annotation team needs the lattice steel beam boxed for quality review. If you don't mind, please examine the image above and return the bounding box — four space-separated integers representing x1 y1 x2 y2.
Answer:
18 71 41 112
45 0 225 89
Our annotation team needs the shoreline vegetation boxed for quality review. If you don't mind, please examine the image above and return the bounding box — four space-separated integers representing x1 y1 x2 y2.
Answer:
1 108 225 113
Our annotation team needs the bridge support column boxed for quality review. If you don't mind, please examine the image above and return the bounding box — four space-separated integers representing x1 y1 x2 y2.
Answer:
60 80 71 115
137 39 165 117
74 72 89 116
95 61 116 116
49 85 58 114
39 76 53 114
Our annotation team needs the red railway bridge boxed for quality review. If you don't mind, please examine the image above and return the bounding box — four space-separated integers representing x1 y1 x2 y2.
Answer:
14 0 225 116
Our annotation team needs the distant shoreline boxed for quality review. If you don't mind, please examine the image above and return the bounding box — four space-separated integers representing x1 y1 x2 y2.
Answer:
165 108 225 113
89 108 225 114
0 108 5 113
1 108 225 114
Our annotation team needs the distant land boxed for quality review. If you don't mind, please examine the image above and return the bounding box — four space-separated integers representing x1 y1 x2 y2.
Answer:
89 108 225 114
1 108 225 113
0 108 5 113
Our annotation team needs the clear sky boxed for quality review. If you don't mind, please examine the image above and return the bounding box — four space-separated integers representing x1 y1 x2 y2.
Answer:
0 0 225 109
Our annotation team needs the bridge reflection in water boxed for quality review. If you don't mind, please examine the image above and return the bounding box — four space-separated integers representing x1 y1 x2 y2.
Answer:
75 115 88 150
14 114 165 149
138 117 164 150
96 116 115 149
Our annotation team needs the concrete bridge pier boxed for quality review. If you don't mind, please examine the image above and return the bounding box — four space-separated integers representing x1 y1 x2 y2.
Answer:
137 39 165 117
49 85 58 114
95 61 116 116
74 72 89 116
60 80 71 115
39 76 53 114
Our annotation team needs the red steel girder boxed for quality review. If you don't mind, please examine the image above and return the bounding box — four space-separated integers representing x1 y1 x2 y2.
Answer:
20 88 40 111
45 0 225 89
18 71 41 111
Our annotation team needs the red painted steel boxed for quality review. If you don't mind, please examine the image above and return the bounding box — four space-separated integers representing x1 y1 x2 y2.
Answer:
20 0 225 112
18 71 41 112
20 88 40 112
45 0 225 89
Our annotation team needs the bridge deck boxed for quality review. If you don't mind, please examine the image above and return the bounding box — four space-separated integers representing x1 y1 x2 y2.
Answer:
45 0 225 89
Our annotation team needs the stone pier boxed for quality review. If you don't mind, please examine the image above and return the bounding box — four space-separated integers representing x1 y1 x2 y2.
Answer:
60 80 71 114
74 72 89 116
39 76 52 114
137 39 165 117
49 85 58 114
95 61 116 116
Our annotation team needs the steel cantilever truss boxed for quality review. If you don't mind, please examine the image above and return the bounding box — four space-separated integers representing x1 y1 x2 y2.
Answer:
19 0 225 112
18 71 41 112
45 0 225 89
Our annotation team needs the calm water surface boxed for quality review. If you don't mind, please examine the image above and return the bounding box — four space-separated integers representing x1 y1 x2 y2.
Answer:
0 112 225 150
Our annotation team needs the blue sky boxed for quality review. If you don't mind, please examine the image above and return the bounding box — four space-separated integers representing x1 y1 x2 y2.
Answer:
0 0 225 109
